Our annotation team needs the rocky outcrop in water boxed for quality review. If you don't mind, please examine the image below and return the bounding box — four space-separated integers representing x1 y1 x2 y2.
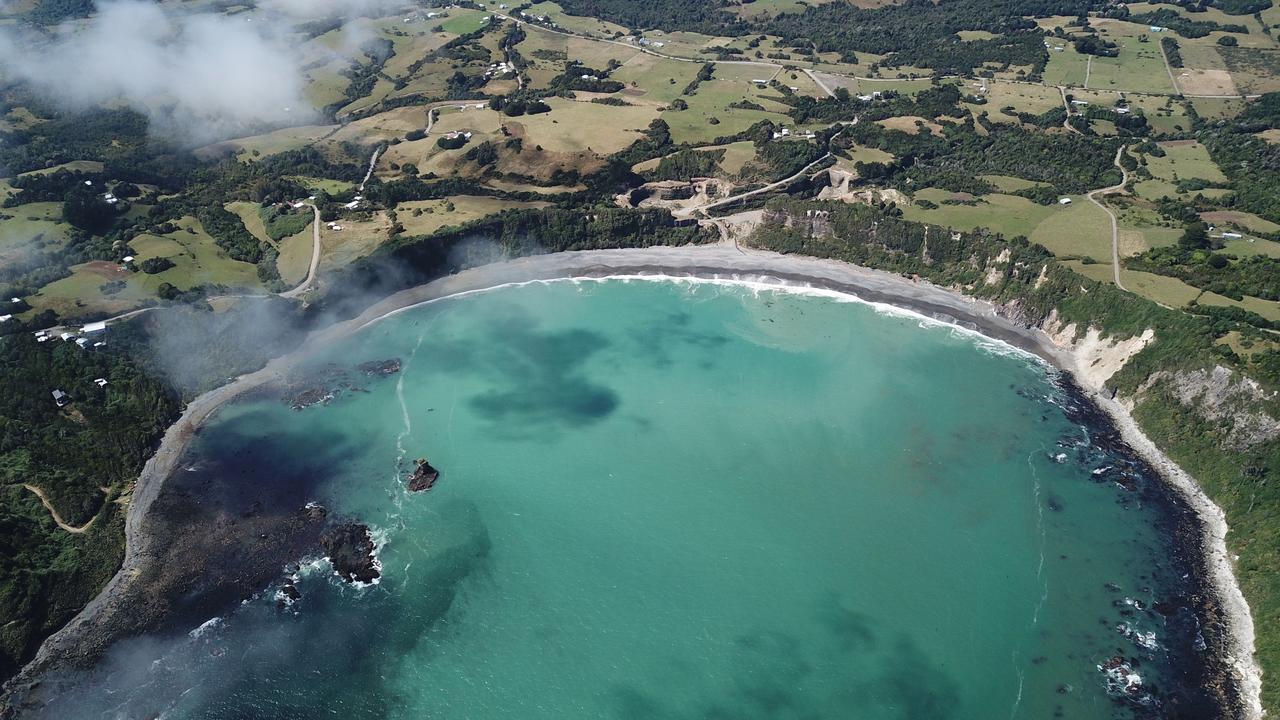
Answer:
320 523 380 585
357 358 402 377
283 359 402 410
407 458 440 492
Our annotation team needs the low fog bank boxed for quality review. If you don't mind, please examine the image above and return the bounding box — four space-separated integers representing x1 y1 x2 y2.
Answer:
0 0 413 145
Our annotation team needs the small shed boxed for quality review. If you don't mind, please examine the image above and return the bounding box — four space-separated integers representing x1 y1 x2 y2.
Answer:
52 390 69 407
1059 197 1073 205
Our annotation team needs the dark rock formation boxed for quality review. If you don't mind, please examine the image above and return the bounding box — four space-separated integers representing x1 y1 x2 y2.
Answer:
407 458 440 492
356 358 402 377
320 523 379 585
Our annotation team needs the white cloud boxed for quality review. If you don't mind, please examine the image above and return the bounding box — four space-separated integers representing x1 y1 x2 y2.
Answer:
0 0 315 142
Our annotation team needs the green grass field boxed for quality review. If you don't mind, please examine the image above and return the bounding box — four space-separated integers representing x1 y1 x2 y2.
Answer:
437 8 490 35
979 174 1051 192
1028 196 1115 260
611 54 704 105
129 217 262 291
660 77 792 144
1190 97 1248 120
287 176 355 197
16 161 104 178
519 0 630 38
900 190 1063 240
0 202 71 268
25 217 262 319
1134 140 1229 201
197 125 338 162
397 196 551 237
276 225 315 286
1041 42 1091 87
1085 21 1179 94
225 202 275 247
514 98 659 153
1224 237 1280 258
1201 210 1280 235
976 81 1064 124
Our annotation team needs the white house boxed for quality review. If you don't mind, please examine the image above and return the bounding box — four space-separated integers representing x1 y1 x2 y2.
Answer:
1059 197 1072 205
81 321 107 333
0 315 11 322
94 378 109 387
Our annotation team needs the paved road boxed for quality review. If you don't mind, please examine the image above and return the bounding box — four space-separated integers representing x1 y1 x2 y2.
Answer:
1086 145 1132 291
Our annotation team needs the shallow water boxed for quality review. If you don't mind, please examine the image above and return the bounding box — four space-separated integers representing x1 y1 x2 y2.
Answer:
45 279 1216 719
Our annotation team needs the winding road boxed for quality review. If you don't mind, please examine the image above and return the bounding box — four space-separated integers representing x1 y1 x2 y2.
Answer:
1086 144 1132 291
24 484 97 534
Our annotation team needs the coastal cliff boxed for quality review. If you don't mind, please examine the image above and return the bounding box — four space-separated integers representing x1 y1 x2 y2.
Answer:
752 198 1279 717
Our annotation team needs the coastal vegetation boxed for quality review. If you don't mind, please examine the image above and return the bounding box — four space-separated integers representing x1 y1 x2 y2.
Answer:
0 334 179 677
2 0 1280 711
750 197 1280 709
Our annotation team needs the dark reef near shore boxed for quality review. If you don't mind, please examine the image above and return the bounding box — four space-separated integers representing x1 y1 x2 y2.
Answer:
1050 372 1235 720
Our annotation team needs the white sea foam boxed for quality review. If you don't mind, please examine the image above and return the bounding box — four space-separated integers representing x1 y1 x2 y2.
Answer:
187 616 223 640
1025 451 1049 626
357 274 1048 370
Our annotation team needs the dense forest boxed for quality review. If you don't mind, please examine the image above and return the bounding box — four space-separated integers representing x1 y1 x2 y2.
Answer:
1203 91 1280 223
0 334 180 677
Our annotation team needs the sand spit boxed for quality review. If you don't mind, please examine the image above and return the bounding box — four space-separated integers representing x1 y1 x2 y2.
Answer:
4 244 1261 718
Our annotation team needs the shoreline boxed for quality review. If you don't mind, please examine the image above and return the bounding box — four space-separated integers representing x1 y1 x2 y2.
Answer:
4 244 1261 717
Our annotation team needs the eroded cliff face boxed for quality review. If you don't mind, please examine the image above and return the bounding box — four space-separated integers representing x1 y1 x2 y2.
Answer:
1032 308 1279 454
1143 366 1280 452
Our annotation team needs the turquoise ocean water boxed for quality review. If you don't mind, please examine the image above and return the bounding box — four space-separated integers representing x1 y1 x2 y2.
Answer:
42 279 1216 719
